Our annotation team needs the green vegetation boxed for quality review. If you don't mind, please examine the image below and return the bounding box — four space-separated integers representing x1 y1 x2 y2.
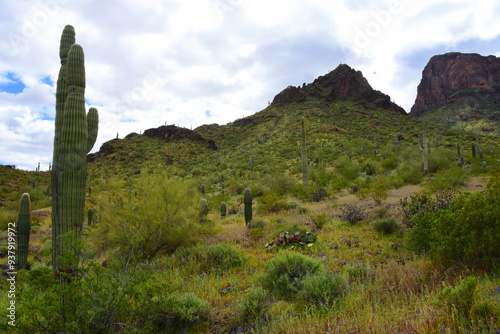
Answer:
0 27 500 333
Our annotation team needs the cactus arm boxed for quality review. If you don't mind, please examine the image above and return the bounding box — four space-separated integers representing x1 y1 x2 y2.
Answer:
86 107 99 153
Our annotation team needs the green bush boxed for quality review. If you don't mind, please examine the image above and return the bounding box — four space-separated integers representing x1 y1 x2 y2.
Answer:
151 293 210 331
258 251 323 299
434 276 478 318
425 165 468 192
258 191 289 213
236 287 271 323
173 243 248 274
372 218 399 235
406 169 500 268
89 173 215 259
345 262 371 283
297 271 346 306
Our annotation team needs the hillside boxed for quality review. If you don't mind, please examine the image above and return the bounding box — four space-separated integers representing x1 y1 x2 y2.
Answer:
1 62 500 333
410 52 500 135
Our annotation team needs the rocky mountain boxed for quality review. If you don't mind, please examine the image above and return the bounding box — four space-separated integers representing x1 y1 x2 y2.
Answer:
410 52 500 132
272 64 406 115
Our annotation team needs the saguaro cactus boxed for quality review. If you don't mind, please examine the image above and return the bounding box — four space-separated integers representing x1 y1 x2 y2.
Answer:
418 131 428 174
200 198 208 223
220 202 227 219
17 193 31 270
300 117 308 190
244 188 252 225
51 25 99 275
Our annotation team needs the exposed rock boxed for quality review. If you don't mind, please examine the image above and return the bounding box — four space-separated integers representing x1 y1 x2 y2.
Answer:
410 52 500 117
143 125 217 150
271 64 406 114
271 85 306 106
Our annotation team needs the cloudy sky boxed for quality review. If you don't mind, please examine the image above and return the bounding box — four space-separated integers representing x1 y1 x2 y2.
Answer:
1 0 499 170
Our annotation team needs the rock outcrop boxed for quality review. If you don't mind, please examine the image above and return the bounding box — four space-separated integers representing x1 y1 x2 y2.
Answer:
272 64 406 114
410 52 500 117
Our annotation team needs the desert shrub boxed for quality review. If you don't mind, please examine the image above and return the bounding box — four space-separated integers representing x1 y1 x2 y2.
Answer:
397 159 423 184
248 219 266 229
371 175 389 205
15 257 168 333
257 251 323 299
382 156 399 171
372 218 399 235
406 172 500 268
172 243 248 274
258 191 289 213
345 262 371 283
309 211 327 229
236 287 271 323
297 271 346 306
434 276 478 319
151 293 210 332
339 204 368 224
399 190 456 228
309 187 328 202
89 173 215 260
425 165 468 192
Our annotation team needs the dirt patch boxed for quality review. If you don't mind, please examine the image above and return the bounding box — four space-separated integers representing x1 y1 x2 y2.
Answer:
31 208 51 220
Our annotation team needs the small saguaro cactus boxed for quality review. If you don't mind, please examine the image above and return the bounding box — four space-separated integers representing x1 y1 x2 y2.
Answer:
472 143 476 158
200 198 208 223
88 208 93 226
457 142 461 157
220 202 227 219
17 193 31 270
300 117 308 190
244 188 252 225
352 184 358 194
418 131 428 174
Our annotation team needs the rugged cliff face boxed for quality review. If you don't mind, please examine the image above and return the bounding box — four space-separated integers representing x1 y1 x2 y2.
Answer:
410 52 500 117
272 64 406 114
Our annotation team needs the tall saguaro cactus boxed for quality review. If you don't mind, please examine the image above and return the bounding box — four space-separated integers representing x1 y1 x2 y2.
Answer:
17 193 31 270
300 117 308 190
51 25 98 275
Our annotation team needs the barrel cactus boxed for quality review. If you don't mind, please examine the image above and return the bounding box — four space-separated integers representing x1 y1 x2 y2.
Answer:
17 193 31 270
244 188 252 225
51 25 99 275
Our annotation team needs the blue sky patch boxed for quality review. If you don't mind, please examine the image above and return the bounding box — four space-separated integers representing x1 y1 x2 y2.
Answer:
0 72 26 94
205 110 212 117
41 75 54 87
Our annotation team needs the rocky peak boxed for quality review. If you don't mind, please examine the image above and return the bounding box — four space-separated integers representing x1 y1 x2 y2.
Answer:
272 64 406 114
410 52 500 116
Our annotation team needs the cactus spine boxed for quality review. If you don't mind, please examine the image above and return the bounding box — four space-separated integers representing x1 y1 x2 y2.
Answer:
244 188 252 225
301 117 308 190
51 25 98 275
220 202 227 219
17 193 31 270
